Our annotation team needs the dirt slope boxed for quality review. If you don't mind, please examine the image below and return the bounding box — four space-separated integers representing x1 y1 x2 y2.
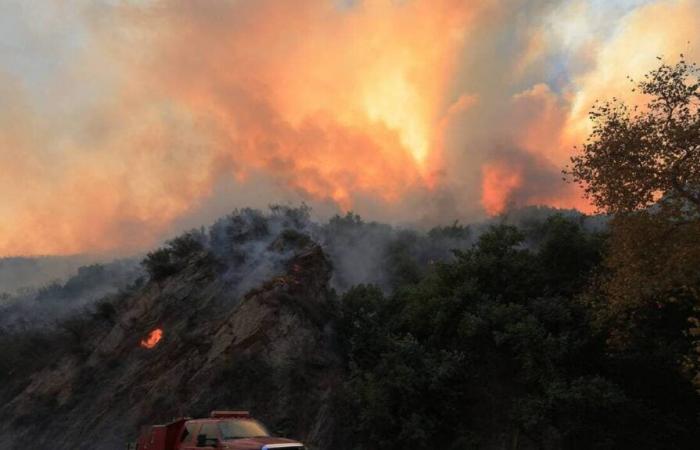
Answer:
0 233 341 450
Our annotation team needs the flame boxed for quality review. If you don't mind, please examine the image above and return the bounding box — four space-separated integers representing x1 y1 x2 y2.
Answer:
140 328 164 349
480 157 594 216
125 0 476 211
481 162 523 215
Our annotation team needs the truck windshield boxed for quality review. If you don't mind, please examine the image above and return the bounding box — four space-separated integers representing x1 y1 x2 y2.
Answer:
218 419 270 439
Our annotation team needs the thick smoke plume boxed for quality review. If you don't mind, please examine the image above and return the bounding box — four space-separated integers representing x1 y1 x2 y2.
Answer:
2 0 700 256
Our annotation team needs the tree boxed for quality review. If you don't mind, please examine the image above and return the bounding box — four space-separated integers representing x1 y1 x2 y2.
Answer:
568 58 700 215
141 231 207 281
336 220 700 449
535 215 604 296
568 57 700 392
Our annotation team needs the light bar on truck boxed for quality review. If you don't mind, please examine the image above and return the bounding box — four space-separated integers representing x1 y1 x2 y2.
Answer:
261 445 304 449
210 410 251 418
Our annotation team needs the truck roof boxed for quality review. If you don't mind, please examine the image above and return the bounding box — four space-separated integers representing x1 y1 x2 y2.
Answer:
210 410 251 419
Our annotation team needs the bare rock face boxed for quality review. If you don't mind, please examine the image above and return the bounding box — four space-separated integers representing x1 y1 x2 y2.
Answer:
0 233 341 450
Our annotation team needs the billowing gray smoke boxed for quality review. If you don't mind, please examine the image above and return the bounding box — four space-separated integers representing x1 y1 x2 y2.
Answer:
0 205 605 331
183 205 477 295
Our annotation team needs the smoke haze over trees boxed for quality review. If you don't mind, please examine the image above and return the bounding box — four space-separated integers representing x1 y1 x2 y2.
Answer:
0 204 602 331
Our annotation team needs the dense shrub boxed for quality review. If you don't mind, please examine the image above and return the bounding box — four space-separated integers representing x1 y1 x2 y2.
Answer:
142 232 207 281
334 219 699 449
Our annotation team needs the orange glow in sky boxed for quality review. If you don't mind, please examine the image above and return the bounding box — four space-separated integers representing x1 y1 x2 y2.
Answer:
2 0 699 255
481 162 524 216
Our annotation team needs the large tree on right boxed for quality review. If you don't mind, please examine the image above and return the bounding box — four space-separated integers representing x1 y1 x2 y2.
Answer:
570 57 700 215
569 57 700 388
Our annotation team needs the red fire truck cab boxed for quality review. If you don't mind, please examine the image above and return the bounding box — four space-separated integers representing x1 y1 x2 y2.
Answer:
133 411 305 450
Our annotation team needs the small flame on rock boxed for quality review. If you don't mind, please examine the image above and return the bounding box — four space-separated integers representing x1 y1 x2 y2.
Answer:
140 328 163 349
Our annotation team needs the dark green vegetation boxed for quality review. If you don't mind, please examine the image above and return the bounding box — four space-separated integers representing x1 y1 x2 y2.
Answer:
333 217 698 449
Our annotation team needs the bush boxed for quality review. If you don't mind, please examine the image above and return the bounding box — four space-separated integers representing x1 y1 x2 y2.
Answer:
142 232 206 281
142 248 178 281
334 224 700 449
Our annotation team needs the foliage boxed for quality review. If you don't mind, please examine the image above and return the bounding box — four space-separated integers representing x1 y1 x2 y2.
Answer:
534 215 605 296
588 213 700 380
142 231 208 281
335 219 699 449
427 221 471 240
0 329 61 390
569 57 700 392
569 57 700 215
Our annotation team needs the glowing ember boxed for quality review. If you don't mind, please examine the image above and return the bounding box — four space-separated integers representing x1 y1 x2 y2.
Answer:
140 328 163 349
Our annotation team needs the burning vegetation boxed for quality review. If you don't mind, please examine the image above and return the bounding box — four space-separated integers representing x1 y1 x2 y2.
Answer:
140 328 164 349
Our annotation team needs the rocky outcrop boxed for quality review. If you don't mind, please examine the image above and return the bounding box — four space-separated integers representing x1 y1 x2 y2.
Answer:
0 233 341 450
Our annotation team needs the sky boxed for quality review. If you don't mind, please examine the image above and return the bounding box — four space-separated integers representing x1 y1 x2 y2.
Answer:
1 0 699 256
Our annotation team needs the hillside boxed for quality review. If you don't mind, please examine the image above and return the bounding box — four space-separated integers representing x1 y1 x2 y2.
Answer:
0 226 342 449
0 206 697 450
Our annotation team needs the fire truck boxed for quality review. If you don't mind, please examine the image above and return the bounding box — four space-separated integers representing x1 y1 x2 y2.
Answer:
130 411 305 450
